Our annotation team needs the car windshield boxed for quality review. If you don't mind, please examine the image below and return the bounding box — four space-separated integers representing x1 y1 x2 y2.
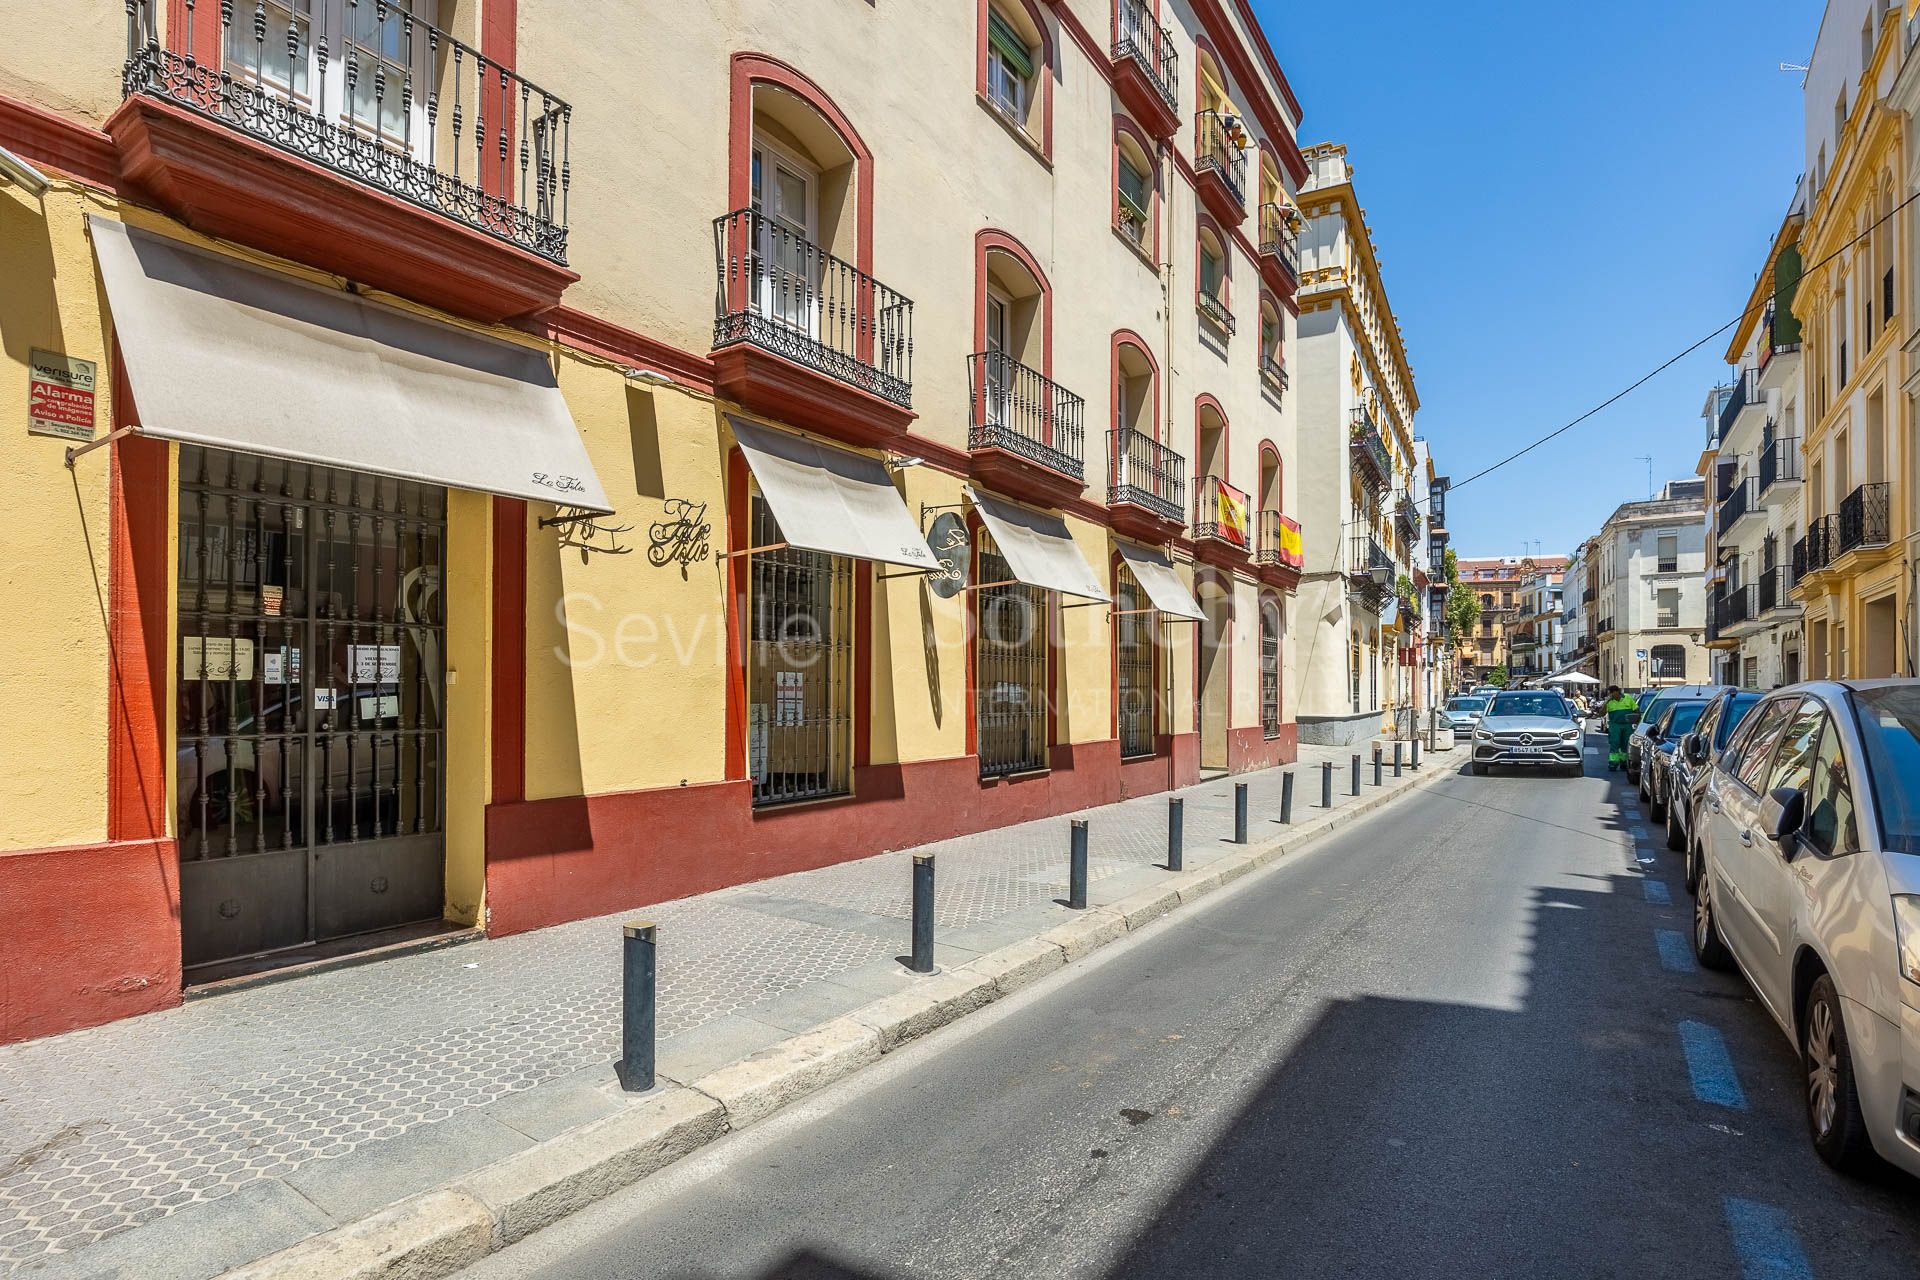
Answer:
1850 686 1920 854
1716 693 1763 746
1487 692 1569 719
1447 697 1488 714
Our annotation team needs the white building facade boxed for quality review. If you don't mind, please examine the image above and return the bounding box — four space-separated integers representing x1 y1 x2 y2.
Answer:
1594 482 1712 689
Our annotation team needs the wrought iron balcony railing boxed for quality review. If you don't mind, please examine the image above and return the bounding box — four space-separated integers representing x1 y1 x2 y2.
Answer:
967 352 1084 481
1112 0 1179 116
1349 409 1391 495
1393 496 1418 544
124 0 571 261
1757 565 1793 615
1197 289 1235 337
1347 535 1392 607
1758 299 1801 370
1255 509 1303 570
1714 584 1755 630
1258 202 1298 280
1837 481 1891 555
713 208 914 408
1716 478 1756 539
1758 436 1802 494
1195 111 1247 208
1260 354 1288 398
1714 371 1748 442
1795 515 1838 580
1193 475 1248 549
1109 428 1186 524
1596 616 1616 635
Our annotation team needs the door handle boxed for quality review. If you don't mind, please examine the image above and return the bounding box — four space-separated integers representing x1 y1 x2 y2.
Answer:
1738 830 1753 847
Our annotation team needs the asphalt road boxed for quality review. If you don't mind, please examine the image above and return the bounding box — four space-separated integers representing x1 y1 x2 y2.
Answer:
463 738 1920 1280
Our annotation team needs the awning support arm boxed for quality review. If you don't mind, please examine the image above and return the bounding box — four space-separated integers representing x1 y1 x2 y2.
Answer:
64 424 138 469
718 542 790 560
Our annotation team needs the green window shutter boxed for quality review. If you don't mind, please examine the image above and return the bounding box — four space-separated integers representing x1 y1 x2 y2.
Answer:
1118 158 1150 217
989 10 1037 82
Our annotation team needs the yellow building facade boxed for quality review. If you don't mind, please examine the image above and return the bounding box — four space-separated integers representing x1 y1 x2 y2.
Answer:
1792 2 1910 679
0 0 1311 1042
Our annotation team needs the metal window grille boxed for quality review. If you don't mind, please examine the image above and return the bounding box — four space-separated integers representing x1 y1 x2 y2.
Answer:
176 445 446 967
748 494 853 806
1260 608 1281 739
1367 640 1378 708
1115 565 1157 758
1350 639 1362 712
975 536 1050 778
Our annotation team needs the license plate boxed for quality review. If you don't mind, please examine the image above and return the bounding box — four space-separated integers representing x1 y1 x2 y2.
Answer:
1514 746 1547 754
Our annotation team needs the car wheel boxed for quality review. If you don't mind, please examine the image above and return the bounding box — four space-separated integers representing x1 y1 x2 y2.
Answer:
1802 974 1878 1175
1691 862 1734 971
1665 802 1685 853
1470 761 1488 777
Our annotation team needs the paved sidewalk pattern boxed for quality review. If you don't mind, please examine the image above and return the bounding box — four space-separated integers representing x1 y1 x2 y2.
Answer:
0 738 1438 1273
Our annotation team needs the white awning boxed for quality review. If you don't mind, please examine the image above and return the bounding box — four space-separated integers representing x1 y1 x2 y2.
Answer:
88 216 612 513
1115 542 1204 621
727 416 937 571
966 489 1109 602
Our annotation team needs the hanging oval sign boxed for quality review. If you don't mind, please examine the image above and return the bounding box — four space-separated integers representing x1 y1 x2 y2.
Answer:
924 512 971 599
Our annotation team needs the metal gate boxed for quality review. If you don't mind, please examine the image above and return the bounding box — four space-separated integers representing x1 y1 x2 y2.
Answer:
176 445 447 971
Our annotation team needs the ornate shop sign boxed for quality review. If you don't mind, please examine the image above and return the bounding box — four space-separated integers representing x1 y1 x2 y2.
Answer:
924 512 970 599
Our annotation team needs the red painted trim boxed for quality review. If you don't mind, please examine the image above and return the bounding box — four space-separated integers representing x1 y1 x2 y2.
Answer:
723 449 750 781
977 0 1055 159
1192 33 1226 115
0 91 118 187
974 228 1053 381
1258 439 1283 511
1192 392 1230 482
536 306 717 393
106 357 171 844
1112 112 1161 264
1051 0 1106 69
0 837 181 1044
1195 212 1230 311
729 53 874 282
485 737 1208 936
481 0 520 201
491 497 527 805
1110 328 1161 441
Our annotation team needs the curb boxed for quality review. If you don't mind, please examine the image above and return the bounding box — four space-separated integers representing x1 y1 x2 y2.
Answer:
216 758 1455 1279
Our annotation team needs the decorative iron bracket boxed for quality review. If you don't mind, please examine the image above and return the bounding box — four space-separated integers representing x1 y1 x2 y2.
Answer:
542 505 635 556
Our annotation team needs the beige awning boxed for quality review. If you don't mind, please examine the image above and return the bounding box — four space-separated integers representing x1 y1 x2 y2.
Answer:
1116 542 1205 621
89 216 612 513
728 416 937 571
966 489 1109 602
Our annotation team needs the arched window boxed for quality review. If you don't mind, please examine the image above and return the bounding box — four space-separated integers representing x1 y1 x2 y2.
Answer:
978 0 1053 156
1260 599 1283 738
974 231 1053 447
1113 116 1158 261
1197 220 1232 336
1258 294 1284 396
1112 330 1159 441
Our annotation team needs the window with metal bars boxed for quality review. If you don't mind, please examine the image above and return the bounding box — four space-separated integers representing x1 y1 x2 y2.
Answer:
1115 564 1157 758
975 535 1050 777
177 445 447 858
1260 604 1281 739
748 494 854 806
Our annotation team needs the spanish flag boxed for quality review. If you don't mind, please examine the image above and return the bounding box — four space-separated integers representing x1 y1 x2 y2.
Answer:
1216 480 1250 547
1277 515 1304 567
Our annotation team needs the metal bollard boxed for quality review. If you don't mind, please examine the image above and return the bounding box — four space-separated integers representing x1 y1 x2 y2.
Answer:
910 854 935 973
1233 782 1249 844
1321 759 1333 807
1069 819 1089 909
619 922 657 1092
1394 741 1404 778
1411 738 1421 770
1167 797 1184 871
1373 748 1383 787
1280 771 1295 824
1351 753 1362 796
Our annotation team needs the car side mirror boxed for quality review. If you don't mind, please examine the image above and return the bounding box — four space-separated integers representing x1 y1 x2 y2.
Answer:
1761 786 1806 847
1685 735 1708 764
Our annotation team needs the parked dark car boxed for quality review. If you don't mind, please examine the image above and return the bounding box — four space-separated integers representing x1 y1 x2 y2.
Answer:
1644 699 1712 823
1630 684 1722 790
1664 688 1765 861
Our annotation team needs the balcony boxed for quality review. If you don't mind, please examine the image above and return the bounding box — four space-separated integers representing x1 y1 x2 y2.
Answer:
1428 527 1449 566
1258 202 1299 293
1793 516 1837 587
113 0 576 323
1194 111 1249 227
1347 535 1392 610
966 352 1085 506
1836 482 1893 560
1393 495 1418 546
1757 299 1802 388
1757 565 1798 616
1349 409 1391 497
1255 509 1304 589
1712 584 1757 642
1717 478 1762 541
1111 0 1179 139
1429 477 1449 529
712 208 915 446
1197 288 1236 338
1108 428 1187 541
1757 436 1802 503
1260 354 1288 402
1192 474 1251 567
1595 616 1617 637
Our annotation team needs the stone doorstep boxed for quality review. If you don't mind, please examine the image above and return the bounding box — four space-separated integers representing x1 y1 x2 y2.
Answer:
210 762 1450 1280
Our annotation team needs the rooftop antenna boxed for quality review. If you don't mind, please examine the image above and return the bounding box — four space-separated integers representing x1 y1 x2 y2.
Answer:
1634 456 1654 500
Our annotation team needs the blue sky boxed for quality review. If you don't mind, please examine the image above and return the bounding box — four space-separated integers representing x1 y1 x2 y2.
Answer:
1262 0 1819 558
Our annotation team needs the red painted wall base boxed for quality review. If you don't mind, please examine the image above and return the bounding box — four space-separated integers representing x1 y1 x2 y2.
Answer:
1228 723 1298 774
486 734 1201 936
0 838 181 1045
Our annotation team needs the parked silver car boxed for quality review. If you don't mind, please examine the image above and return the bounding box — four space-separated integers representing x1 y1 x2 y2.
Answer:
1469 690 1584 777
1441 695 1490 733
1690 679 1920 1176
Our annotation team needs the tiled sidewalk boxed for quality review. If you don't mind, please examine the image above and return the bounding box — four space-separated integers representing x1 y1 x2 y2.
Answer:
0 737 1443 1277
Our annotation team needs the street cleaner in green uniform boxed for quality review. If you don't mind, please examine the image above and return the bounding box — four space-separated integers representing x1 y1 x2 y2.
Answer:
1604 685 1638 773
